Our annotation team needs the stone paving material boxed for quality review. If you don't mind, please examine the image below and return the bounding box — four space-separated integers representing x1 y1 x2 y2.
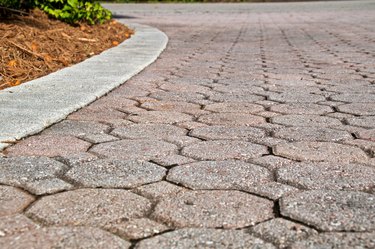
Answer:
1 0 375 247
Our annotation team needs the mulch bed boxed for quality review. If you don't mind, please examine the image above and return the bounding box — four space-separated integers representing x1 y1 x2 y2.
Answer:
0 9 133 90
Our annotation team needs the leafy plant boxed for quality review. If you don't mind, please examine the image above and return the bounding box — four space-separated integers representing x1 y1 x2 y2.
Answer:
34 0 112 24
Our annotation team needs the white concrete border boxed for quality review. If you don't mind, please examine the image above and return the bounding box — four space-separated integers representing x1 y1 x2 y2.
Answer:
0 22 168 150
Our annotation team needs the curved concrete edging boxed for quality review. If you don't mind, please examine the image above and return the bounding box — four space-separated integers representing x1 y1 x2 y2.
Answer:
0 22 168 151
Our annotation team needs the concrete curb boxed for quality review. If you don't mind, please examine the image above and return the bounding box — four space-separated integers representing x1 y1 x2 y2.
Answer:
0 22 168 150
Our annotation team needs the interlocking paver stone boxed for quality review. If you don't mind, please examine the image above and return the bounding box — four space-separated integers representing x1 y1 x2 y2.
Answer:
135 228 276 249
208 93 264 102
190 125 266 141
90 139 178 160
167 161 272 190
247 182 300 200
271 114 342 127
149 91 205 102
128 111 192 124
277 162 375 191
0 227 130 249
204 102 264 113
42 120 110 136
134 181 184 200
0 186 35 217
152 190 274 228
251 155 294 171
268 92 326 103
251 218 318 249
198 113 265 126
111 124 186 139
106 218 169 240
66 159 166 188
337 103 375 116
141 101 202 115
273 127 352 142
356 129 375 142
0 156 69 194
330 93 375 103
182 140 268 161
274 142 368 163
6 135 91 157
289 232 375 249
26 189 152 227
79 133 119 144
0 214 39 237
346 116 375 129
280 190 375 232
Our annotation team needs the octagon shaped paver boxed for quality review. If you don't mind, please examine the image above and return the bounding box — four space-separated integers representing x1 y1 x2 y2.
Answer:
127 111 192 124
152 190 274 228
167 161 272 190
276 162 375 191
337 103 375 116
135 228 276 249
273 142 368 163
66 159 166 188
346 116 375 129
273 127 352 142
182 140 268 161
190 125 266 141
111 124 186 139
90 139 178 160
280 190 375 231
270 103 333 115
271 115 342 127
204 102 264 114
198 113 265 126
26 189 152 227
0 186 35 217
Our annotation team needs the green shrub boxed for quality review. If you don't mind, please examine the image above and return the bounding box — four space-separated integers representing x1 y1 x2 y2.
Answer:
35 0 112 24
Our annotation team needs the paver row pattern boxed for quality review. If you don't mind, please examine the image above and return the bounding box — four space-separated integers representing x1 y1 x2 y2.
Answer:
1 1 375 248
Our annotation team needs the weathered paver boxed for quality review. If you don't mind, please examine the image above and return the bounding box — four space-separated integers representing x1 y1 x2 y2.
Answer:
182 140 268 161
0 227 131 249
90 139 178 160
289 232 375 249
190 125 266 141
66 159 166 188
337 103 375 116
127 111 193 124
198 113 265 126
346 116 375 129
204 102 264 114
141 101 202 115
280 190 375 232
26 189 152 227
271 114 342 127
277 162 375 191
0 157 70 195
111 124 186 139
167 160 272 190
135 228 276 249
42 120 110 136
270 103 333 115
0 214 39 237
152 190 274 228
0 186 35 217
251 218 318 249
134 181 184 200
273 142 369 163
273 127 352 142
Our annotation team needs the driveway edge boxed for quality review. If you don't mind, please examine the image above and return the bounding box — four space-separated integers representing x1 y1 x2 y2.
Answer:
0 22 168 150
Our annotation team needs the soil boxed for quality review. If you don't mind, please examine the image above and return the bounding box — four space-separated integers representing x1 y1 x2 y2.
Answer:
0 9 133 90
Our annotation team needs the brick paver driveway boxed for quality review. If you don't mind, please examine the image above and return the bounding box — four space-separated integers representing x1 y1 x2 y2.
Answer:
1 1 375 248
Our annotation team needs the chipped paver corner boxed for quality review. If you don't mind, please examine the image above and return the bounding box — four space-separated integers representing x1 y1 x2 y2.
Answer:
0 22 168 150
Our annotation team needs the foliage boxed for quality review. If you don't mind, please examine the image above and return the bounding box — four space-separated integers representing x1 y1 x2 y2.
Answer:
34 0 112 24
0 0 112 24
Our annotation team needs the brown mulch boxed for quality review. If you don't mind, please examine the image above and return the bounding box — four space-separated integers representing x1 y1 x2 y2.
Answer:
0 9 133 90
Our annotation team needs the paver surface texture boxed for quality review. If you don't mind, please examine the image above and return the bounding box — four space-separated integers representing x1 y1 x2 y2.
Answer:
1 1 375 248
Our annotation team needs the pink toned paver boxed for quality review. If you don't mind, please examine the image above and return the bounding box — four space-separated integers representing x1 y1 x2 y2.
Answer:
1 1 375 247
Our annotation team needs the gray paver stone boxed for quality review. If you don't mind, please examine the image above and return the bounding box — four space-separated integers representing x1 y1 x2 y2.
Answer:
289 232 375 249
273 142 368 163
280 190 375 231
277 162 375 191
42 120 110 136
190 125 266 141
337 103 375 116
0 156 69 194
198 113 265 126
0 214 39 237
152 190 274 228
127 111 192 124
268 92 326 103
111 124 186 139
90 139 178 160
251 218 318 248
0 227 130 249
271 114 342 127
0 186 35 217
346 116 375 129
273 127 353 142
167 160 272 190
66 159 166 188
134 181 184 200
5 135 91 157
141 101 202 115
26 189 152 227
135 228 276 249
182 140 268 161
204 102 264 114
270 103 333 115
247 182 300 200
330 93 375 103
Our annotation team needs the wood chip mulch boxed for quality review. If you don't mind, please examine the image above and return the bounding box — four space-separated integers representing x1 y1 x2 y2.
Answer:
0 9 133 90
